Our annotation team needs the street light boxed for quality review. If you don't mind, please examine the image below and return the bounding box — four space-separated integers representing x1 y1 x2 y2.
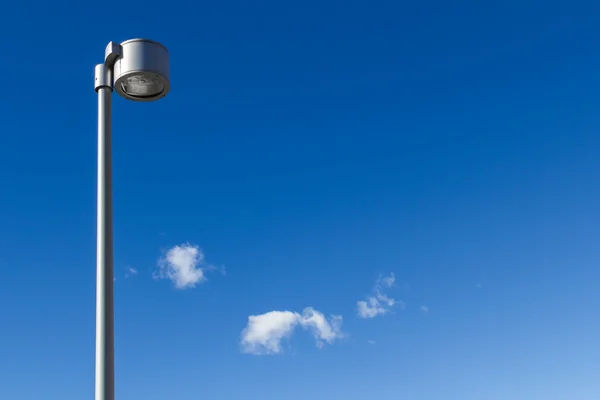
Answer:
93 39 170 400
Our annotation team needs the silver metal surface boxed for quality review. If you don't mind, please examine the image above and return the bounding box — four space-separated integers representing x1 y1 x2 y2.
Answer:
95 85 114 400
94 64 112 92
93 38 170 400
104 42 123 67
113 39 170 101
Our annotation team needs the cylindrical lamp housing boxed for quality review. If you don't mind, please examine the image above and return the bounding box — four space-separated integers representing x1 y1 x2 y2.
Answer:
114 39 170 102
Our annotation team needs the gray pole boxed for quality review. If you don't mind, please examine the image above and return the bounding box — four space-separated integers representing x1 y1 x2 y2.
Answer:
94 63 115 400
91 39 169 400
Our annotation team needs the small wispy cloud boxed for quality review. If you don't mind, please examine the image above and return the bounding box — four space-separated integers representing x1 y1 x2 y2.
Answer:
125 267 138 278
367 340 376 345
357 273 400 319
357 297 387 318
155 243 219 289
420 305 429 313
240 307 344 355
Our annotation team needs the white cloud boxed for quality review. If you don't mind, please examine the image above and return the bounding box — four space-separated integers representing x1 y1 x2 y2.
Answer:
357 273 399 319
240 311 300 355
357 297 387 318
240 307 344 355
376 292 395 307
156 243 209 289
420 305 429 313
367 340 376 345
125 267 138 278
299 308 344 348
380 273 395 288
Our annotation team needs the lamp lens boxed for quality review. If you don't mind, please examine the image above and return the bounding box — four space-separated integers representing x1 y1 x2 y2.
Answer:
120 75 164 98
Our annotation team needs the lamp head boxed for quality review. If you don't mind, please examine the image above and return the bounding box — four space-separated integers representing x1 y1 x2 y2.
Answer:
113 39 170 102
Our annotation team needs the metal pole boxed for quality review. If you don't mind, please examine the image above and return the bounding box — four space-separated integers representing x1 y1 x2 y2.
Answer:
94 63 114 400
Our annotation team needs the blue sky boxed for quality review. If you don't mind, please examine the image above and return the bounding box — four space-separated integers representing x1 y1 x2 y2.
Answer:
1 1 600 399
